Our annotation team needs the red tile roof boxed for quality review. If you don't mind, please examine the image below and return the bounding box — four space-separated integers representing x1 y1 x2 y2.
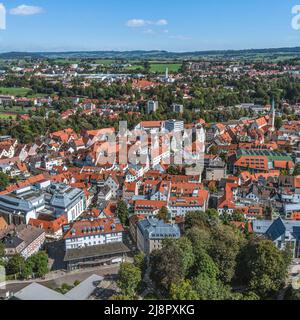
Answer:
235 156 269 171
0 217 8 231
273 160 295 170
63 218 124 239
29 216 68 234
140 121 162 128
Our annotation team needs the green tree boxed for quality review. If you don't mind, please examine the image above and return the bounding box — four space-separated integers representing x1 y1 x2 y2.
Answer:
209 145 219 155
28 251 49 278
185 227 212 252
133 252 147 276
231 211 246 222
157 206 169 222
56 283 73 294
236 239 290 299
170 280 199 300
230 291 260 300
0 242 4 258
110 295 132 300
0 172 10 192
208 184 218 194
117 263 142 298
149 237 195 296
150 242 185 294
274 117 283 131
191 248 219 279
6 254 25 276
74 280 81 287
184 211 210 231
209 224 246 283
22 259 34 280
175 237 195 276
293 164 300 176
116 200 129 226
192 273 232 300
206 209 219 220
143 61 151 73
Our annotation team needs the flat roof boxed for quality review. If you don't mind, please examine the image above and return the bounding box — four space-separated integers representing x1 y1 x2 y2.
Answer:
13 283 70 301
64 242 131 262
65 274 103 300
13 274 104 300
237 149 293 161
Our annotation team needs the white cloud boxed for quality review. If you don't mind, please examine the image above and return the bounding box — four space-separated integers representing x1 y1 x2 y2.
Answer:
0 3 6 30
10 5 44 16
126 19 147 27
126 18 168 28
155 19 168 26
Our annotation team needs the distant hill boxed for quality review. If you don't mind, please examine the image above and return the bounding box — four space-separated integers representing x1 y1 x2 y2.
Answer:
1 47 300 60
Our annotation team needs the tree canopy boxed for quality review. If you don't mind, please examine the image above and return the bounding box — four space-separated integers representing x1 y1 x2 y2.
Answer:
148 210 290 300
117 262 142 298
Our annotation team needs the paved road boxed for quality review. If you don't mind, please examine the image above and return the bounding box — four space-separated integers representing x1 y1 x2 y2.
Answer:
0 264 120 298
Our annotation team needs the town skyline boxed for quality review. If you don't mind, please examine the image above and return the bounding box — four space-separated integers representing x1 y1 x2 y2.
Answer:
0 0 300 52
1 0 300 304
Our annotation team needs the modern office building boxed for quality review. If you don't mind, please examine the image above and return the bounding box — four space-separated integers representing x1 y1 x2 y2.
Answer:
164 119 184 133
146 100 159 114
0 181 86 224
171 103 184 114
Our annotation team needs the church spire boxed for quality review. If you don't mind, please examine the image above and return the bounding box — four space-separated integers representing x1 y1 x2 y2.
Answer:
270 97 276 132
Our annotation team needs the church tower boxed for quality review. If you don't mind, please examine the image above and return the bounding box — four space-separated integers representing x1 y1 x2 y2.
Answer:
165 67 169 79
269 98 276 132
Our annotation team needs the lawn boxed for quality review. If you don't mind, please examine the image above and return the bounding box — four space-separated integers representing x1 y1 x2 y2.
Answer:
0 113 17 120
94 59 115 65
123 62 182 73
149 63 182 73
0 87 30 96
53 59 81 65
0 106 35 114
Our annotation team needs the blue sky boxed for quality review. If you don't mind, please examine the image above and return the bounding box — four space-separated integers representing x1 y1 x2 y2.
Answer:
0 0 299 52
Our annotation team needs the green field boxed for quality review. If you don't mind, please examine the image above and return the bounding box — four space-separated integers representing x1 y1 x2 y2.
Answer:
53 59 81 65
0 105 35 114
94 59 115 65
150 63 182 73
0 113 17 119
123 62 182 73
0 87 30 96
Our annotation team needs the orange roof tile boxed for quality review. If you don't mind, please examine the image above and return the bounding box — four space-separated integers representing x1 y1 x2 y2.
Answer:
63 218 124 239
273 160 295 169
0 217 8 231
29 215 68 234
